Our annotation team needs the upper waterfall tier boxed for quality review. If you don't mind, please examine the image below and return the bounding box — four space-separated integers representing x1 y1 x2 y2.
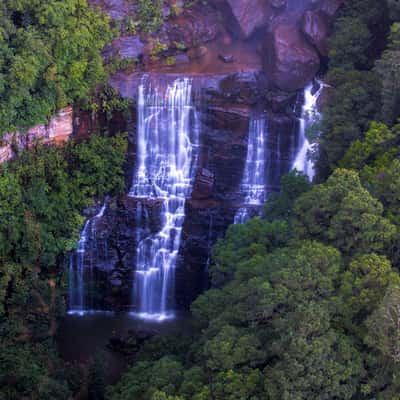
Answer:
130 77 200 321
129 77 200 198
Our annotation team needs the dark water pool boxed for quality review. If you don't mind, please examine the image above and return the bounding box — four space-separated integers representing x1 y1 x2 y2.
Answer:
57 311 191 384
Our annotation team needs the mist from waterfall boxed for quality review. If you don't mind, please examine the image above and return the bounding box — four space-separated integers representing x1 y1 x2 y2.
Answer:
68 201 107 315
234 116 267 224
292 82 324 181
129 77 200 321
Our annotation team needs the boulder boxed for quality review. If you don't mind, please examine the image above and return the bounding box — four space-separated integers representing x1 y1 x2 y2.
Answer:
225 0 272 38
166 3 221 48
301 11 330 56
318 0 343 19
264 23 320 92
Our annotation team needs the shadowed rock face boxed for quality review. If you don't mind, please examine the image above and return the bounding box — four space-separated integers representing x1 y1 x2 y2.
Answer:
318 0 343 19
301 11 330 56
105 36 146 60
264 22 321 91
225 0 273 38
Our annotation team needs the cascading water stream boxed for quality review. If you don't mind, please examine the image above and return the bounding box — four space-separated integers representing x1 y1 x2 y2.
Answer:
130 77 199 321
68 201 107 315
234 116 267 224
292 81 325 181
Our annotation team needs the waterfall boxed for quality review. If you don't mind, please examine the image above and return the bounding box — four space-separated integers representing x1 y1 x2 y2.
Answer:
68 201 107 315
130 77 200 321
292 82 324 181
234 116 267 224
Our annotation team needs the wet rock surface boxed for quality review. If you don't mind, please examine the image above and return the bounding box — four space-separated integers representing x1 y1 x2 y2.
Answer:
78 0 342 310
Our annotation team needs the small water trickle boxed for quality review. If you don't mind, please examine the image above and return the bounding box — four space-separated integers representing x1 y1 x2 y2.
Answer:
129 77 200 321
234 116 267 224
292 81 325 181
68 201 108 316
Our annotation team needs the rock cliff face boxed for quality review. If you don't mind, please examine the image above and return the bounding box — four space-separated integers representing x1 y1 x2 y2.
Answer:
75 0 341 310
95 0 342 93
0 107 73 163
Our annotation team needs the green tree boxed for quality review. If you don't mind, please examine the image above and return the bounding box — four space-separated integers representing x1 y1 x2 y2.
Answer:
375 23 400 124
0 0 113 132
340 254 400 334
294 169 396 255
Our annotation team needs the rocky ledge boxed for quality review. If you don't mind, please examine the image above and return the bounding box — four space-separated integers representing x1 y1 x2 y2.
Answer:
0 107 73 164
91 0 342 94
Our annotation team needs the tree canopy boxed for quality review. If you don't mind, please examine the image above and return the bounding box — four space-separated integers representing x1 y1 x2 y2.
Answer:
0 0 113 133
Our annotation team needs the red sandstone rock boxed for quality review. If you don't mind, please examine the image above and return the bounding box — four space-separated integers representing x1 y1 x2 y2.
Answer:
225 0 272 38
264 23 320 91
301 10 330 56
0 107 73 163
317 0 343 19
166 4 221 48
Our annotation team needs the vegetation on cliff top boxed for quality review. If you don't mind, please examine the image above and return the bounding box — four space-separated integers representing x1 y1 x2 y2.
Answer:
0 0 113 133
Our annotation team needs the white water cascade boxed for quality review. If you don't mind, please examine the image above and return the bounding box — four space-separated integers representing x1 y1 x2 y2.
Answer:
234 116 267 224
68 201 107 315
292 82 324 181
130 77 200 321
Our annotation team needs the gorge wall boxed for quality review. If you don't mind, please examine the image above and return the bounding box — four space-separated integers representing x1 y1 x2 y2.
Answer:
68 0 341 314
0 107 73 163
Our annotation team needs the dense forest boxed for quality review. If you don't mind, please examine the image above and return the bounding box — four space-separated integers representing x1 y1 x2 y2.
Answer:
1 0 400 399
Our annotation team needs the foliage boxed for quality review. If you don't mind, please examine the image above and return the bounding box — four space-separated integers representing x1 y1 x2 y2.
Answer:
3 0 400 398
0 134 127 398
316 69 381 177
107 166 400 399
136 0 164 33
375 22 400 125
316 0 387 178
293 169 396 255
328 17 372 70
0 0 113 133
